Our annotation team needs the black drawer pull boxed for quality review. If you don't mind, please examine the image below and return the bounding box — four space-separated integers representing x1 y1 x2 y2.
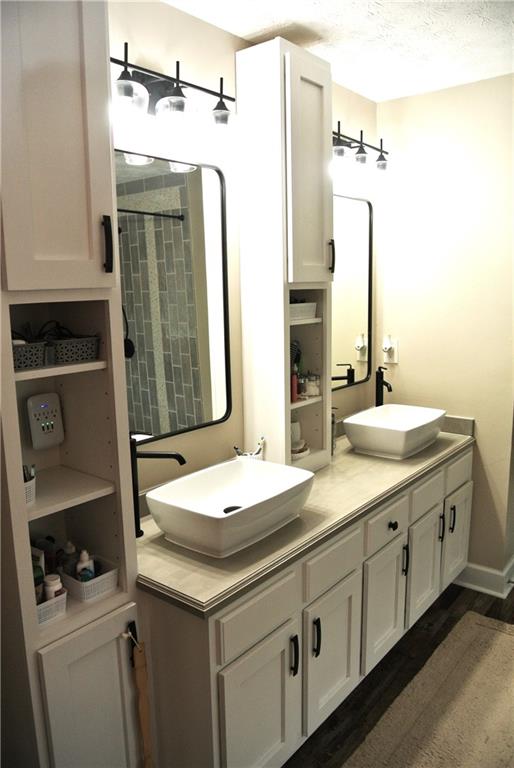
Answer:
329 238 336 273
313 618 322 658
102 214 114 273
439 510 446 542
449 504 457 533
388 520 399 531
402 543 410 576
290 634 299 676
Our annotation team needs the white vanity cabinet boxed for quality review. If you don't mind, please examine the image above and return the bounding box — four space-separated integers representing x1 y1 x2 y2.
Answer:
137 444 474 768
1 1 117 290
237 38 333 473
441 481 473 591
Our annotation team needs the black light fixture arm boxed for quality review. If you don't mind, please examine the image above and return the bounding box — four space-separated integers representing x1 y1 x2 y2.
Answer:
332 127 389 156
110 54 236 103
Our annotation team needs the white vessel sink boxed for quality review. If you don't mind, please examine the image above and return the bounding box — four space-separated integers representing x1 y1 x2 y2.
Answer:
146 457 314 557
343 404 446 459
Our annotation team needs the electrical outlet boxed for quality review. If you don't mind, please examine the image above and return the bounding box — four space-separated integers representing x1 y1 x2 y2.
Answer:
27 392 65 450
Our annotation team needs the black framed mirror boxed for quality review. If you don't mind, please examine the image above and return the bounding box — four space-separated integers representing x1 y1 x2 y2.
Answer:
114 149 231 444
331 194 373 390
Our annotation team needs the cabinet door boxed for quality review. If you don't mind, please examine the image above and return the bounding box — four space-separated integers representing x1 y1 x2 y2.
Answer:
2 1 116 290
362 533 408 675
441 481 473 591
38 603 139 768
405 504 443 629
218 617 302 768
285 50 333 283
303 569 362 736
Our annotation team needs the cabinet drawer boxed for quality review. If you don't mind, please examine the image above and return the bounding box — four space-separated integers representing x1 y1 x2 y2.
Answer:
215 569 300 666
445 450 473 495
365 496 409 557
410 470 445 523
303 523 363 603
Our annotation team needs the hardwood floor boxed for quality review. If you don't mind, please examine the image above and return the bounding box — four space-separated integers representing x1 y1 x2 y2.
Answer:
285 585 514 768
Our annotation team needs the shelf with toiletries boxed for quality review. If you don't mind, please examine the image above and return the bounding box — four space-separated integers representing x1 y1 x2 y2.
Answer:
29 495 125 644
14 359 108 382
290 396 323 411
290 317 323 327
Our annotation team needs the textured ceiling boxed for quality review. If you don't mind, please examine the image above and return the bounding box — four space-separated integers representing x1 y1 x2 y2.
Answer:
163 0 514 101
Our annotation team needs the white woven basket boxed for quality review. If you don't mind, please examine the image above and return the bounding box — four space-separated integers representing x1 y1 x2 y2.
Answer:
37 590 67 625
61 557 118 602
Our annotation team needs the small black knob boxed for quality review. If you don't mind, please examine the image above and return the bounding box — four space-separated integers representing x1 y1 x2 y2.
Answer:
388 520 399 531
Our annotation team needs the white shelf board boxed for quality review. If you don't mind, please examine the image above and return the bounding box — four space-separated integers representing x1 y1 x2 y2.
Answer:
14 360 107 381
289 317 322 326
291 448 329 472
290 395 323 411
28 465 115 521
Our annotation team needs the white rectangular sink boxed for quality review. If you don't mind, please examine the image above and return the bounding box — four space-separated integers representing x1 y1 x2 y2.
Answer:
343 404 446 459
146 457 314 557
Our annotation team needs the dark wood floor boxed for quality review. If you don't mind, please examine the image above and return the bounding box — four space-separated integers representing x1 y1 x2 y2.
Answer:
285 585 514 768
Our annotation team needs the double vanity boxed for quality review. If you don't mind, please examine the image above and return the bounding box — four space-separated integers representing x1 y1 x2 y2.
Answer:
136 426 473 768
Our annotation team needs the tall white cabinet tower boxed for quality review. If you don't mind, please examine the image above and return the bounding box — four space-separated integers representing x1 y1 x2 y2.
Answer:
1 3 140 766
236 38 334 471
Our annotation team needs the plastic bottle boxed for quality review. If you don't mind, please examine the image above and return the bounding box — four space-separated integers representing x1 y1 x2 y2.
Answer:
291 364 298 403
44 573 65 601
58 540 78 575
33 562 44 605
76 550 95 582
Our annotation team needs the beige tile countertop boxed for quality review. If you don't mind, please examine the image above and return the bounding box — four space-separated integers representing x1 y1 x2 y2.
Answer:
136 433 473 616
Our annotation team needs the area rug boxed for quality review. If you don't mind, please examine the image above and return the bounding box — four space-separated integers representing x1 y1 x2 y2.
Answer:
344 611 514 768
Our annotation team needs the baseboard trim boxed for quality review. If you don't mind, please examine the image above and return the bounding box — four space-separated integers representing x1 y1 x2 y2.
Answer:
455 555 514 599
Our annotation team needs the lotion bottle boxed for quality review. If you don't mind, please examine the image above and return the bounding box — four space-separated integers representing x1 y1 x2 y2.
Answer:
76 549 95 582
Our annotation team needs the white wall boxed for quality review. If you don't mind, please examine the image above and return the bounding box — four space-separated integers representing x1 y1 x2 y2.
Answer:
377 75 514 572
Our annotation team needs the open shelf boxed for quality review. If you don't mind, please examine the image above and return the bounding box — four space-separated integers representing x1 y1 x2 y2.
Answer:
36 588 126 648
290 317 322 326
15 360 107 382
290 396 322 411
27 466 115 521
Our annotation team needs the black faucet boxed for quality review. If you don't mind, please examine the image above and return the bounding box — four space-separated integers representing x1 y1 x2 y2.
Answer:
375 366 393 406
332 363 355 385
130 437 186 538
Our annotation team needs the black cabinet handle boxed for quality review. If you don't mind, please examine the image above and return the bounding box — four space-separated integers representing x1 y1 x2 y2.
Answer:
402 543 410 576
388 520 399 531
329 238 336 274
102 214 114 273
439 510 446 542
449 504 457 533
313 618 322 658
290 634 300 676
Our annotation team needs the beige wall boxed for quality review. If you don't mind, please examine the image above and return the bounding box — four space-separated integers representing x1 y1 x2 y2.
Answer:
377 75 514 571
109 2 248 490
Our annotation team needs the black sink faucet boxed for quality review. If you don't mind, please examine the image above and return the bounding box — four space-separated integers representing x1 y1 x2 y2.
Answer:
375 366 393 407
332 363 355 385
130 436 186 538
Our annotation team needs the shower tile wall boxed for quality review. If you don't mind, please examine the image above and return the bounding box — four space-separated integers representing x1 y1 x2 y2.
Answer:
117 173 204 436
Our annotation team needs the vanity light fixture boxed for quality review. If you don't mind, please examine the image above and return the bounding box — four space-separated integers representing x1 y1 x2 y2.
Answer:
213 77 230 125
355 131 367 164
332 121 348 158
124 153 154 166
332 124 389 170
111 45 235 124
376 139 387 170
115 43 150 114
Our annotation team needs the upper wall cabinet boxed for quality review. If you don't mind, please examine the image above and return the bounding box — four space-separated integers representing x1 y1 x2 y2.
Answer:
236 38 333 284
1 1 117 290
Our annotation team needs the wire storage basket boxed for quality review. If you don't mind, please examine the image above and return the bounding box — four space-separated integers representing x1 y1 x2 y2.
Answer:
12 341 46 370
61 557 118 602
37 590 67 625
47 336 100 365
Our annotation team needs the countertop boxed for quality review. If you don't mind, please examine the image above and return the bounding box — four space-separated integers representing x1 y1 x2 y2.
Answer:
136 433 473 616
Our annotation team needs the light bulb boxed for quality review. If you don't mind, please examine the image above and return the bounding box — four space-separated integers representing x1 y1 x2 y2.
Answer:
213 98 230 125
124 154 154 166
168 161 197 174
333 138 345 158
115 75 149 114
355 144 367 164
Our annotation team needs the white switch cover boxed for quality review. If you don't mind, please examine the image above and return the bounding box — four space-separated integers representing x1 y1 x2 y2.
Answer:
27 392 65 450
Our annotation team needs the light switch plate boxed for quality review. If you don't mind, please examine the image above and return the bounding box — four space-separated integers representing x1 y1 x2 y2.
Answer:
27 392 65 450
